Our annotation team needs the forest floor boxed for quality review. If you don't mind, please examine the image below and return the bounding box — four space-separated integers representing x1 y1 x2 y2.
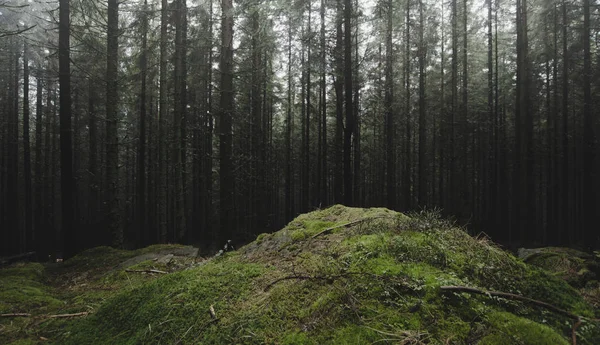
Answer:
1 205 600 344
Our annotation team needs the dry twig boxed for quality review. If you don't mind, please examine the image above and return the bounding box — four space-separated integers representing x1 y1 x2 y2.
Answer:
125 269 168 274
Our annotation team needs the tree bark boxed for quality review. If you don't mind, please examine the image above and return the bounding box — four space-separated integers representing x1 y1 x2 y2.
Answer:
219 0 235 244
59 0 75 258
343 0 354 206
106 0 121 247
136 0 148 246
23 42 33 251
385 0 396 210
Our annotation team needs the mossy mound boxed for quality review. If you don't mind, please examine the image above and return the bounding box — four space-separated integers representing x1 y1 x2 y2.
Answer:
0 244 198 344
58 206 599 344
2 206 599 344
518 247 600 287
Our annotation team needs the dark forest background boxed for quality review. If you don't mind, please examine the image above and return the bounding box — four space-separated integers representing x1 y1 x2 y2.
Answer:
0 0 598 260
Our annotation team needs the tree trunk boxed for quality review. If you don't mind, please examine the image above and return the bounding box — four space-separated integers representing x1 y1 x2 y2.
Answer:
23 43 33 251
59 0 75 258
34 72 43 255
106 0 121 247
343 0 354 206
417 0 427 207
319 0 328 207
219 0 235 244
582 0 595 247
136 0 148 247
158 0 168 244
385 0 396 210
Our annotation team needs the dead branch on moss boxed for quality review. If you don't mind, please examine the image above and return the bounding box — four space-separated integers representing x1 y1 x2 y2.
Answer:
1 311 89 319
310 216 395 239
572 318 582 345
440 285 600 345
440 285 581 320
48 312 89 318
125 269 168 274
209 305 217 319
0 313 31 317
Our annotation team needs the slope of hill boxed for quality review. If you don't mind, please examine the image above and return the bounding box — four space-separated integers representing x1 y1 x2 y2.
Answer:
1 205 598 344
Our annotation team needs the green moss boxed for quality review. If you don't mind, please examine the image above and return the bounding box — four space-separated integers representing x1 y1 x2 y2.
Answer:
255 233 269 243
0 263 62 315
482 311 569 345
64 259 267 345
3 206 599 345
282 332 315 345
329 325 380 344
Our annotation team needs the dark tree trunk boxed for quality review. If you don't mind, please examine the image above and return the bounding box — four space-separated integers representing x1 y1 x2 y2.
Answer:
334 0 344 204
582 0 595 247
136 0 149 247
417 0 427 207
158 0 168 244
285 17 293 220
59 0 75 258
343 0 354 206
219 0 235 244
106 0 121 247
385 0 396 210
23 43 33 251
319 0 328 207
34 73 43 256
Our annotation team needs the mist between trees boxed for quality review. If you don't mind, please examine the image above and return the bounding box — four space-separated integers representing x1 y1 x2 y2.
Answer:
0 0 598 259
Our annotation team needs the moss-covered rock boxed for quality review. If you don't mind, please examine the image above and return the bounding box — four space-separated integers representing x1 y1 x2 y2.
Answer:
2 206 599 344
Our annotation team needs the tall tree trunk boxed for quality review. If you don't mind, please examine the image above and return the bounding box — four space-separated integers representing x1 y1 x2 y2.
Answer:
417 0 427 207
23 42 33 251
582 0 595 247
173 0 187 242
219 0 235 244
404 0 412 210
34 73 43 255
334 0 344 204
136 0 149 247
106 0 121 247
450 0 457 217
59 0 75 258
320 0 328 206
158 0 168 243
88 78 98 248
285 17 293 220
343 0 354 206
385 0 396 210
304 1 311 211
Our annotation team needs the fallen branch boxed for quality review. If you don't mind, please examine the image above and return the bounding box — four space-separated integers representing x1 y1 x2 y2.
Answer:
440 285 579 320
572 318 582 345
47 312 89 319
125 269 168 274
441 285 598 345
0 313 31 318
311 216 394 239
1 311 89 319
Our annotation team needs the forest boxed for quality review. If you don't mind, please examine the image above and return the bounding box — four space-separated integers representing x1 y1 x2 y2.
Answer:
0 0 598 260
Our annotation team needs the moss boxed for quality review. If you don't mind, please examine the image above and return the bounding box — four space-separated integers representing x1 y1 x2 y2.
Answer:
255 233 269 243
63 259 267 345
482 311 569 345
328 325 380 344
282 332 315 345
3 206 600 345
0 263 62 315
